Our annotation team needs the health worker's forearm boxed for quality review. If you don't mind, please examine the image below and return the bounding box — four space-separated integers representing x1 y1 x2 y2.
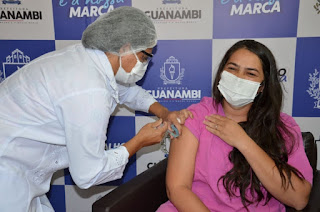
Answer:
149 102 169 119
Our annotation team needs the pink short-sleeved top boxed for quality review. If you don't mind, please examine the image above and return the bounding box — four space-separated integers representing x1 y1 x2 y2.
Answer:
157 97 313 212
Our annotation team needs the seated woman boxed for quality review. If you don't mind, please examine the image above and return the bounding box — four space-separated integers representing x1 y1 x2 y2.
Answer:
156 40 313 212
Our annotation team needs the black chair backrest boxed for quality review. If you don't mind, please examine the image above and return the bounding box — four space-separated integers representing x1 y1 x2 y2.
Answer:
302 132 317 172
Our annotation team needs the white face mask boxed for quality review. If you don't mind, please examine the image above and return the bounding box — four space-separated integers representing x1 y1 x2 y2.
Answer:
217 71 261 108
115 52 149 84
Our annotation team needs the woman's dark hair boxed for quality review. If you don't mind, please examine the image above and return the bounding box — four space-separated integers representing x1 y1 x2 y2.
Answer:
213 40 304 209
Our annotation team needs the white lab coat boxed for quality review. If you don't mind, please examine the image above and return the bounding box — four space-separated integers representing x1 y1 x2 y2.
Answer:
0 44 157 212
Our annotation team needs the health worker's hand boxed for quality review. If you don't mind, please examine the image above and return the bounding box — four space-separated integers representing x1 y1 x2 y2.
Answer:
203 114 250 149
135 118 168 148
166 109 193 136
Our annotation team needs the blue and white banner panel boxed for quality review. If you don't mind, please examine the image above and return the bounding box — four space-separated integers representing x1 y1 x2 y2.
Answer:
52 0 131 40
0 40 55 80
138 39 212 112
293 37 320 117
0 0 54 39
213 0 299 38
133 0 213 40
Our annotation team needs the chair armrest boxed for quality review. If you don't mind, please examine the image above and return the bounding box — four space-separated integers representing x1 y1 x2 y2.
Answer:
286 170 320 212
303 170 320 212
92 158 168 212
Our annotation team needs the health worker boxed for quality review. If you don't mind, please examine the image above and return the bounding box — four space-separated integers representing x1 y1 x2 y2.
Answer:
0 6 192 212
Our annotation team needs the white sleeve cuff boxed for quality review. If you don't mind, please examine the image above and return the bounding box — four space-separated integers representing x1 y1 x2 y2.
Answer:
116 145 129 165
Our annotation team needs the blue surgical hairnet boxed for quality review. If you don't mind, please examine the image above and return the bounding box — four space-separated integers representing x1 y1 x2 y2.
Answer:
81 6 157 56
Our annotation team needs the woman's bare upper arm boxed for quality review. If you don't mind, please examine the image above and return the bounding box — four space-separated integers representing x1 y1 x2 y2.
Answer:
166 125 199 190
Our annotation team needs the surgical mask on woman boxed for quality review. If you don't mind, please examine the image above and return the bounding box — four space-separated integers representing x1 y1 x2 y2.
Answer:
217 71 261 108
115 52 148 84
